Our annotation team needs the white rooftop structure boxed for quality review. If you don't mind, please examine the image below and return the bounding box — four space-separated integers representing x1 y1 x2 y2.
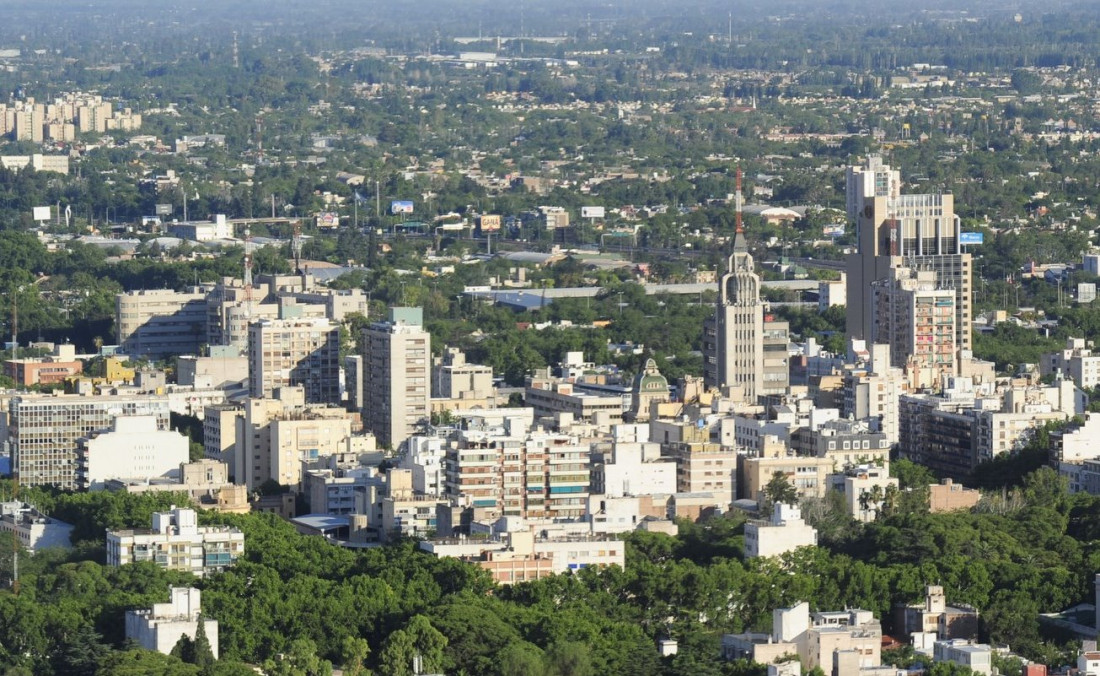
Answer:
125 587 219 659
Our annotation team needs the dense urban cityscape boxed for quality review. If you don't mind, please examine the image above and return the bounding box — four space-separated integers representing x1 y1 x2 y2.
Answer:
3 0 1100 675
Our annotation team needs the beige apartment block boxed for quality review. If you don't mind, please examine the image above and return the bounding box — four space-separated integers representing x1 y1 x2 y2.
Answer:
362 308 430 450
247 317 340 404
116 288 208 359
739 455 833 503
234 388 353 491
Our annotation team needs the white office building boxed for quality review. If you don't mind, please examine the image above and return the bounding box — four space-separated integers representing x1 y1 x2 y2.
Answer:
78 416 190 490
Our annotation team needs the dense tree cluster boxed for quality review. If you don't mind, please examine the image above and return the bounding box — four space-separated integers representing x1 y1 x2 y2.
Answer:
0 462 1095 674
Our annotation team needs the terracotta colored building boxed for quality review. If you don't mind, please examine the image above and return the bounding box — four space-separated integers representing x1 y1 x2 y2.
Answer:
929 478 981 513
5 358 83 386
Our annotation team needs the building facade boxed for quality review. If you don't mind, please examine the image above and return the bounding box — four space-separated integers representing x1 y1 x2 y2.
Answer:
362 308 431 450
845 157 972 360
234 388 354 491
10 393 171 489
125 587 219 659
77 415 190 490
106 507 244 576
116 288 208 359
248 318 340 404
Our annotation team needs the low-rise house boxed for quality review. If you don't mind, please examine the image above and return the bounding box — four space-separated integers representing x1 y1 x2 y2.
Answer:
743 502 817 559
928 479 981 512
896 586 980 642
934 639 992 676
722 602 883 676
0 502 73 553
420 525 623 585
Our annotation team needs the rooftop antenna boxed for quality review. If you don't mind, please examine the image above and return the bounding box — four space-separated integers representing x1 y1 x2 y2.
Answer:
291 220 303 275
736 167 743 235
730 166 746 258
255 114 264 164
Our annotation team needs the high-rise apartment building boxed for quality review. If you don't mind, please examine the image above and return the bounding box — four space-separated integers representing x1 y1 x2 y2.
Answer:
12 107 43 143
10 393 171 489
362 308 430 450
872 266 958 389
846 154 901 224
845 157 972 365
247 317 340 404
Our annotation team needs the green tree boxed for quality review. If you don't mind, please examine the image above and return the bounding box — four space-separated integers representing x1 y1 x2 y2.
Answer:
1010 69 1043 96
339 637 371 676
378 616 446 676
496 642 546 676
763 472 799 508
192 618 216 675
262 638 332 676
54 625 112 676
544 641 593 676
95 649 201 676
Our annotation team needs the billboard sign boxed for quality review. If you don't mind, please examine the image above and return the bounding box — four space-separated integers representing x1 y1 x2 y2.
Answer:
391 200 414 215
155 203 173 216
960 232 984 245
822 223 845 237
479 214 501 232
581 206 606 219
32 206 50 221
316 212 340 228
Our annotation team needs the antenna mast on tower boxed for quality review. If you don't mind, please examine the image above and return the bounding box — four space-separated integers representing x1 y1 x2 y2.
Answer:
291 221 303 275
244 227 254 319
255 114 264 164
735 167 743 235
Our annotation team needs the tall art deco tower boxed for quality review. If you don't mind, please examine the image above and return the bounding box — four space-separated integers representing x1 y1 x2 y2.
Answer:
703 170 789 402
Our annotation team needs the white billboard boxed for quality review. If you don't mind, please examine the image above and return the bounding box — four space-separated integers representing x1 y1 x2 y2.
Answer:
316 212 340 228
581 206 605 219
32 206 50 221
